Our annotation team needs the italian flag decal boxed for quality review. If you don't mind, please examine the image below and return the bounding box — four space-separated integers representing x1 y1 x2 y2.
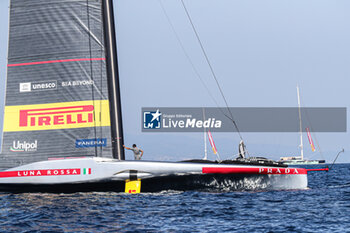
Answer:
82 168 92 175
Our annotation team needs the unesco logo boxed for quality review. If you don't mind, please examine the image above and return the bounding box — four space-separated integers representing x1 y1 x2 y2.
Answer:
143 109 162 129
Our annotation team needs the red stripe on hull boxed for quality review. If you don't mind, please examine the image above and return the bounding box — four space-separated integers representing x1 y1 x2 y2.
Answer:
0 169 81 178
306 168 329 172
202 167 307 175
8 58 106 67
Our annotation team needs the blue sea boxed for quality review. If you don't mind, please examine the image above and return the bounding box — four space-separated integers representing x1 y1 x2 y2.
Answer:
0 164 349 232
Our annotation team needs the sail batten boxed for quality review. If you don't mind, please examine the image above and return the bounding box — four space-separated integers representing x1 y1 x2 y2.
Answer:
0 0 119 171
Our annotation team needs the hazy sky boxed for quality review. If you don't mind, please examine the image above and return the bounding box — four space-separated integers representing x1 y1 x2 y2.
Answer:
0 0 349 162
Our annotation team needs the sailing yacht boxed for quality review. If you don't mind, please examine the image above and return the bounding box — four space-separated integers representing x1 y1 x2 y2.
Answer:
279 86 326 165
0 0 318 192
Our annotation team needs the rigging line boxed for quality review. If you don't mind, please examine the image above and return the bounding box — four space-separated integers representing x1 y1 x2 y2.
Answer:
159 0 242 138
158 0 220 109
180 0 243 141
329 149 344 170
86 0 98 157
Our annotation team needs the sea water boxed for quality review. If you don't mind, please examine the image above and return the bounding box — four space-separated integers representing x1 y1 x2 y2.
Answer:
0 164 349 232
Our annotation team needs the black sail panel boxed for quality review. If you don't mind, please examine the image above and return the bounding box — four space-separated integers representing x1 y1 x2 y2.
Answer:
0 0 114 170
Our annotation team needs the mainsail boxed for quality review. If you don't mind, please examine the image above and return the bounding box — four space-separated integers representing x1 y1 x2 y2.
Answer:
0 0 123 171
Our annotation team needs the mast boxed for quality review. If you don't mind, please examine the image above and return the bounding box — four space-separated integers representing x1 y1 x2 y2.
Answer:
102 0 125 160
202 108 208 160
203 129 208 160
297 85 304 160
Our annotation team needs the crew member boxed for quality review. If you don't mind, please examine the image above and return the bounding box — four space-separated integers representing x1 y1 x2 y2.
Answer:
123 144 144 160
238 140 246 158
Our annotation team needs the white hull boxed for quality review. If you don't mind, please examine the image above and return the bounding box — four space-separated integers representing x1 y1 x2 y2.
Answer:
280 160 325 165
0 157 308 192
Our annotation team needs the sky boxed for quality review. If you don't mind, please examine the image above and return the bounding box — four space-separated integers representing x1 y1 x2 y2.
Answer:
0 0 349 162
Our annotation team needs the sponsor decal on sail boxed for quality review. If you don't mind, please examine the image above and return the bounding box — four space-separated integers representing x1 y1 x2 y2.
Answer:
19 80 57 92
61 80 94 87
76 138 107 148
19 83 31 92
10 140 38 152
3 100 110 132
19 105 94 127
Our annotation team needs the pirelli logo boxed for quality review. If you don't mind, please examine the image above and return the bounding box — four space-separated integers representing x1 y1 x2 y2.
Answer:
3 100 110 132
19 105 94 127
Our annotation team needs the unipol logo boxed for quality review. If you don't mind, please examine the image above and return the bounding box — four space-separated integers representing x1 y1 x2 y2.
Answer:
10 140 38 152
19 105 94 128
